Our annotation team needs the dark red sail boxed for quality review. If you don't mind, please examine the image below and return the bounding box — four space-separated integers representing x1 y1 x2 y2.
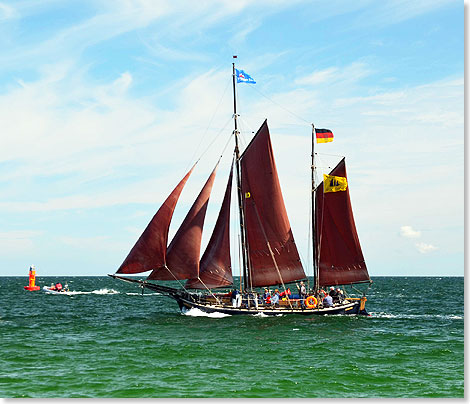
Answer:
148 166 217 281
186 166 233 289
117 166 195 274
315 158 370 286
240 120 306 287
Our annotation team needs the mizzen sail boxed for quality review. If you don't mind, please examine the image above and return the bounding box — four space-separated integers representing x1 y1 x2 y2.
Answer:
240 120 306 287
148 165 217 281
116 166 195 274
186 165 233 289
315 158 369 286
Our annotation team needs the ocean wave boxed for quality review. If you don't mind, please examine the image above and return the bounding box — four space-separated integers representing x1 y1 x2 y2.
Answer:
370 312 463 320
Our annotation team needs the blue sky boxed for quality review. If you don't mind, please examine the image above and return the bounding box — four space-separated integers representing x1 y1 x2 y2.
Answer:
0 0 463 277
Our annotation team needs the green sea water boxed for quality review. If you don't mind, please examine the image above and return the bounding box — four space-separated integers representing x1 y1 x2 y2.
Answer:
0 276 463 398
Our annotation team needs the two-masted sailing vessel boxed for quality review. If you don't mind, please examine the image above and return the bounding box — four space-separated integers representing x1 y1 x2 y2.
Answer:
110 60 372 316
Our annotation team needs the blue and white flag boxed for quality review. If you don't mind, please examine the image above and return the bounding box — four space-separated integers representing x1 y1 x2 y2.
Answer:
235 69 256 84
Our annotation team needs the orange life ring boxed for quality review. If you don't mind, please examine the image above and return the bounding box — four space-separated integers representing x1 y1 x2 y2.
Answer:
305 296 317 309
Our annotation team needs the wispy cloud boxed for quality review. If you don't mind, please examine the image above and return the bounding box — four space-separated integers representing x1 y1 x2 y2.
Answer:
400 225 421 239
400 226 438 254
416 242 438 254
0 230 42 255
0 2 17 20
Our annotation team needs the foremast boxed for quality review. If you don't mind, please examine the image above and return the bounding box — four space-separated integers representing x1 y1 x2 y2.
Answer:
232 57 250 292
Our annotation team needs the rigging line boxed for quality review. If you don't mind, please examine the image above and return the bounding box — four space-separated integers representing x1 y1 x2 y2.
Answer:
161 265 192 294
251 201 294 310
186 77 232 168
307 191 312 290
317 175 326 285
248 85 311 125
191 117 234 167
315 152 346 159
238 234 242 292
195 277 221 305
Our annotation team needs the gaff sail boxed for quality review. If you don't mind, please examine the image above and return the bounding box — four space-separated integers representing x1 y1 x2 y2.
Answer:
315 158 370 286
240 120 306 287
116 166 195 274
186 165 233 289
148 165 217 281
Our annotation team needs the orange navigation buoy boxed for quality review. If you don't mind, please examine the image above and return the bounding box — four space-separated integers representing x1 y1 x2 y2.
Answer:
24 265 40 291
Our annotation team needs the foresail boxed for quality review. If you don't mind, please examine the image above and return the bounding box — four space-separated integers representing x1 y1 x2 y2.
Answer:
315 158 370 286
148 165 217 281
240 120 306 287
116 166 195 274
186 165 233 289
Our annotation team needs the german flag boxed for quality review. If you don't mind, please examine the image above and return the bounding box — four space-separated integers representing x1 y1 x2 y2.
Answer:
316 128 334 143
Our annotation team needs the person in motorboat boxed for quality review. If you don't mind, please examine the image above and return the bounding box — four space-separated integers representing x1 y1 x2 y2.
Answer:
49 282 64 292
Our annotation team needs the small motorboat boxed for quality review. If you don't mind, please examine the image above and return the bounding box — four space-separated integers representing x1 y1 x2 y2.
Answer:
43 282 71 295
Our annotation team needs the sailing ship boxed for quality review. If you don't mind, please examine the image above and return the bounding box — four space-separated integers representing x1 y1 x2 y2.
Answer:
110 60 372 316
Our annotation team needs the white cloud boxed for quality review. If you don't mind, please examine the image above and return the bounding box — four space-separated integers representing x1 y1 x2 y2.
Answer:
0 2 17 20
0 230 41 255
416 242 438 254
295 63 372 87
399 226 438 254
400 225 421 239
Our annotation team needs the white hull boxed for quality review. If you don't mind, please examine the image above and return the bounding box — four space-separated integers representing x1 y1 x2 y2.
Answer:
43 286 73 295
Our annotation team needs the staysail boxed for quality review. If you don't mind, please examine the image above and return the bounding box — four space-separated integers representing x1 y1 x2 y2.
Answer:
186 165 233 289
116 166 195 274
148 165 217 281
315 158 370 286
240 120 306 287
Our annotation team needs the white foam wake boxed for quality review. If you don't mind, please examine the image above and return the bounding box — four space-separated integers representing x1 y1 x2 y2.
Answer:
126 292 161 296
181 307 231 318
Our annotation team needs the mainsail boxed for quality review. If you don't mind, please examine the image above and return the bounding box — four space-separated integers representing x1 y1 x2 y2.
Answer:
148 166 217 280
240 120 306 287
116 166 195 274
315 158 370 286
186 165 233 289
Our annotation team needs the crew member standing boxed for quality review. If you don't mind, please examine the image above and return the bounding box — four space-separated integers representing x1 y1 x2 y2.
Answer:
296 281 307 309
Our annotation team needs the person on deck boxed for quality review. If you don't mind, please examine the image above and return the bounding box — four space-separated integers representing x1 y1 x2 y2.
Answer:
329 286 337 299
323 294 333 308
335 288 344 303
262 288 270 304
296 281 307 309
271 289 280 307
279 288 291 298
251 292 259 309
231 289 240 308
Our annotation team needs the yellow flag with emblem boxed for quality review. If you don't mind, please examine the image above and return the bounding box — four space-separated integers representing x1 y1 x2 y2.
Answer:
324 174 348 193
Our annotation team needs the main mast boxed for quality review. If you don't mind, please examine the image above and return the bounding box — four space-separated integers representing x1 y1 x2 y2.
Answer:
232 57 250 291
312 124 319 294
